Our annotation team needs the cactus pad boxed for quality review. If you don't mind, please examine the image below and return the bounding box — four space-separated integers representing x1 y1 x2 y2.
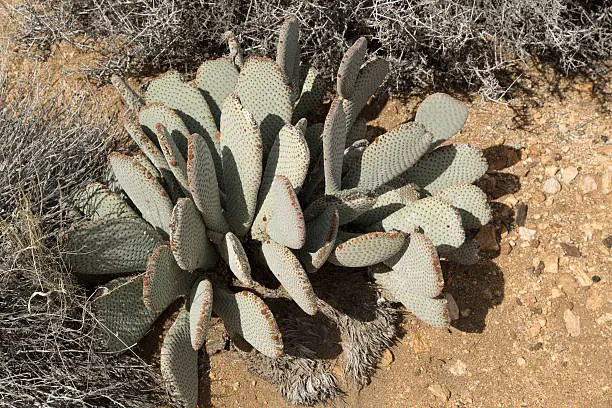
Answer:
186 133 228 233
331 231 405 267
109 152 174 233
67 217 162 277
189 278 213 350
219 232 252 284
337 37 367 99
220 94 263 236
195 58 239 127
276 16 301 101
72 182 136 220
169 198 217 271
415 93 468 147
160 308 198 407
138 103 190 156
322 98 347 193
213 288 283 358
235 58 292 155
343 59 390 127
261 240 318 315
156 123 188 191
304 188 376 225
436 184 492 229
293 65 324 122
143 244 192 312
111 74 144 110
264 176 306 249
92 274 161 351
401 144 488 195
296 207 339 273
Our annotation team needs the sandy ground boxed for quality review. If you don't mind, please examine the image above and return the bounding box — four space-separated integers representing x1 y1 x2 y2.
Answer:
2 15 610 408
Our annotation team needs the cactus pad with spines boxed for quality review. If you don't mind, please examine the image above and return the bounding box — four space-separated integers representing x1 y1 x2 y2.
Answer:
70 18 492 407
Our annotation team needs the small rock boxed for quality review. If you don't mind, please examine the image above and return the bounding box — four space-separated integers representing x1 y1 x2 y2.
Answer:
543 255 559 274
515 201 528 226
517 357 526 367
542 177 561 195
560 243 581 257
551 288 564 298
532 261 545 277
428 383 451 402
561 166 579 184
410 331 430 355
544 166 559 178
575 271 593 287
558 273 578 291
445 293 460 320
449 360 467 376
592 275 601 283
232 381 240 391
544 196 555 207
563 309 580 337
528 319 542 337
579 175 598 194
476 224 499 251
603 235 612 249
381 349 395 367
519 227 537 241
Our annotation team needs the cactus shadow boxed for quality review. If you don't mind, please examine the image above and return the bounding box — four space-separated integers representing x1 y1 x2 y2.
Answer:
444 259 505 333
477 172 521 200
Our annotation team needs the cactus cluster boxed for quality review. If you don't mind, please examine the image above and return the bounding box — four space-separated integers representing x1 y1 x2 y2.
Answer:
66 17 490 407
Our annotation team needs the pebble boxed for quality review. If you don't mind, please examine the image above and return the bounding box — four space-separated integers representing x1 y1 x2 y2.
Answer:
532 191 546 204
563 309 581 337
449 360 467 376
557 273 578 291
517 357 526 367
519 227 537 241
544 166 559 178
529 319 542 337
560 243 581 257
543 255 559 274
575 271 593 287
595 313 612 326
603 235 612 249
561 166 579 184
542 177 562 195
445 293 460 320
428 383 451 402
232 382 240 391
579 175 598 194
551 288 564 298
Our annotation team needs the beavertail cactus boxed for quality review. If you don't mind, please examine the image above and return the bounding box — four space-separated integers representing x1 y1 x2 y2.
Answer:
66 16 490 407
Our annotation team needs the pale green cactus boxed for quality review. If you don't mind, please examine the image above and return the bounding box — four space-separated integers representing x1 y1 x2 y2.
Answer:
66 16 491 407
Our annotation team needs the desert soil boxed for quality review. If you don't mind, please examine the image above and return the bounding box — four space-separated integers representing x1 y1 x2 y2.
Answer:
2 21 610 408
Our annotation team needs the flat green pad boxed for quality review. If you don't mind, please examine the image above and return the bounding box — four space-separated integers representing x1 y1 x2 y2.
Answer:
276 16 301 101
374 269 450 328
109 152 174 234
92 274 161 351
343 58 390 127
347 123 432 190
144 70 219 149
296 207 339 273
189 278 213 351
304 188 376 225
352 183 419 227
400 144 488 195
169 198 217 271
111 74 144 110
439 238 480 265
220 94 263 237
219 232 252 284
263 123 310 192
322 98 347 193
235 57 293 155
72 182 136 220
261 240 318 315
346 118 367 147
415 93 468 147
187 133 228 234
436 184 491 229
383 232 444 298
293 65 324 122
160 308 198 408
381 197 465 248
330 231 405 267
337 37 367 99
304 122 324 167
213 288 283 358
67 217 162 277
195 57 239 127
262 175 305 249
156 123 188 192
143 244 192 312
138 103 190 156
